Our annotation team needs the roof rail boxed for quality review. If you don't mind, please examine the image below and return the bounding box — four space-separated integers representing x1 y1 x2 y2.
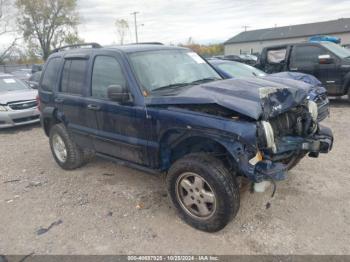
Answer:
129 42 164 45
52 43 102 53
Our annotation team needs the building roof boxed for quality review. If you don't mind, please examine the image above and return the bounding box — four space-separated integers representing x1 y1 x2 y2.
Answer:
225 18 350 45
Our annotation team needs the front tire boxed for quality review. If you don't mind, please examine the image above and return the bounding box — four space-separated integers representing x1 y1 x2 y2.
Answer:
166 153 240 232
49 123 85 170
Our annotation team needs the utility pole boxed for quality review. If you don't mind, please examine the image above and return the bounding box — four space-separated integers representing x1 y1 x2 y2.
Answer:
242 25 250 32
131 11 139 43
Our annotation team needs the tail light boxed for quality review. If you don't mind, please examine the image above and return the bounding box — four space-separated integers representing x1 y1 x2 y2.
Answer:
36 95 41 112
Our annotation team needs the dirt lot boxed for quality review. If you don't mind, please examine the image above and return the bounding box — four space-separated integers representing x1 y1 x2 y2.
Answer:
1 99 350 255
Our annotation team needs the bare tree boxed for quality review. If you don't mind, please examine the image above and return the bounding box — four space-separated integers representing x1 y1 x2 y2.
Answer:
16 0 80 60
115 19 129 45
0 0 17 63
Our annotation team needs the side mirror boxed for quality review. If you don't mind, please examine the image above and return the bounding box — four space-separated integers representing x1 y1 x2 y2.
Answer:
318 54 334 64
30 82 39 89
107 84 130 103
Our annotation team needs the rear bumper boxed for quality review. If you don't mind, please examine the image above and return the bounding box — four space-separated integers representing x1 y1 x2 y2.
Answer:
0 108 40 128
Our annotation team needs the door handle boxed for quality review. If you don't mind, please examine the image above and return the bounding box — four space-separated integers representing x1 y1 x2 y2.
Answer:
87 104 101 111
54 98 64 103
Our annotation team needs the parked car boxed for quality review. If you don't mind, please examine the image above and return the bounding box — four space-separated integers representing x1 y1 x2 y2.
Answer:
0 74 40 128
38 43 333 232
11 69 32 81
31 64 43 74
256 41 350 100
208 59 330 122
221 54 257 65
26 71 42 89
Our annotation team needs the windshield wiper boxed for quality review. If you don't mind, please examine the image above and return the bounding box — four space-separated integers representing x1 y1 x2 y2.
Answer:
190 77 221 85
151 77 221 93
152 82 191 92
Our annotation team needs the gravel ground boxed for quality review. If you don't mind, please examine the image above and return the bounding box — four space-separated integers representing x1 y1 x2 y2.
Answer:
0 99 350 255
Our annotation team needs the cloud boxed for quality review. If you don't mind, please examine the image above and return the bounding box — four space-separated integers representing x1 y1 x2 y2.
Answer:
77 0 350 45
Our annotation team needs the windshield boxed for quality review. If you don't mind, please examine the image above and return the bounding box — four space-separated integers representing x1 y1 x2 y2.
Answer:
321 42 350 58
216 61 266 78
129 50 221 93
0 77 29 91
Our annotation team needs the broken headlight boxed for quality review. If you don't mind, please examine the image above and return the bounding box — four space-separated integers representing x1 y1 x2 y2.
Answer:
308 101 318 122
258 121 276 152
0 105 7 112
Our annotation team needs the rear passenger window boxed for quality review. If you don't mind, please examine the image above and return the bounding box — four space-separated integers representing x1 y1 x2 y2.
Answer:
60 59 87 95
41 58 61 91
91 56 126 99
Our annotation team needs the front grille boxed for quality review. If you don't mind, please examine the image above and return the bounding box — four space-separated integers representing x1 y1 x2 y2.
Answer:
12 115 39 123
8 100 37 111
269 106 312 138
314 94 330 122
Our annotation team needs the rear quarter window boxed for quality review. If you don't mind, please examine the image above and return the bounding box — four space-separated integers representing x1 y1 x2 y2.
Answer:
267 49 287 63
41 58 61 91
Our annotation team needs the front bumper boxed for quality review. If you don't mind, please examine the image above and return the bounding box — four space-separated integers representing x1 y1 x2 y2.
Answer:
242 125 333 182
0 108 40 128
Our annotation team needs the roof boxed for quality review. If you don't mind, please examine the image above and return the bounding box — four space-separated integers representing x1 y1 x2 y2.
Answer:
51 44 187 57
225 18 350 45
105 44 187 53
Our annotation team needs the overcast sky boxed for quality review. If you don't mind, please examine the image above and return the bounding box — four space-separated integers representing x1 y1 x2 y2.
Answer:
77 0 350 45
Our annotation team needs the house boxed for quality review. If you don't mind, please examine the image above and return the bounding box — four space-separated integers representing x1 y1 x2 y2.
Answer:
224 18 350 55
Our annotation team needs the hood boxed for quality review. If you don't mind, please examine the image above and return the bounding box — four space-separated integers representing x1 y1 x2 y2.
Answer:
0 89 38 105
145 78 310 120
263 73 327 98
267 72 322 87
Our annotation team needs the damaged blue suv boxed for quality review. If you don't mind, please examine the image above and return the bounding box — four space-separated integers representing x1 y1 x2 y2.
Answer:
38 43 333 232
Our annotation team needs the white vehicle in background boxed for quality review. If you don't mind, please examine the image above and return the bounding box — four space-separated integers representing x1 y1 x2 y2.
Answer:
0 74 39 128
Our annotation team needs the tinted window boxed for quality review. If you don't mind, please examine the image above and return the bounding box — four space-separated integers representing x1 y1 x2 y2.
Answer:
61 59 87 95
91 56 126 99
290 45 327 67
41 58 61 91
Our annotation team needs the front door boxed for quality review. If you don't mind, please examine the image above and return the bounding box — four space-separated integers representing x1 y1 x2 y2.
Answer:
289 44 340 94
87 54 150 166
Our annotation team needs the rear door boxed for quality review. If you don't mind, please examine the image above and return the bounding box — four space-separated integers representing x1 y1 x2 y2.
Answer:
56 56 96 149
87 52 150 166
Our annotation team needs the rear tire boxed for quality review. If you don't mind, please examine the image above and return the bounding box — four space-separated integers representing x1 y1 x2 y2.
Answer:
49 123 85 170
166 153 240 232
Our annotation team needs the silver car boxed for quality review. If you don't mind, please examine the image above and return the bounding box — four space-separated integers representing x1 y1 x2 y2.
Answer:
0 74 40 128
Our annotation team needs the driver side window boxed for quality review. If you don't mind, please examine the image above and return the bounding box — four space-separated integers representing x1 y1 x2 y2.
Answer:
290 45 330 67
91 56 127 99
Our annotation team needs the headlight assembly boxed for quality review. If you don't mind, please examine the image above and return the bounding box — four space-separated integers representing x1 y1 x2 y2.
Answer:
0 105 7 112
308 101 318 122
261 121 276 152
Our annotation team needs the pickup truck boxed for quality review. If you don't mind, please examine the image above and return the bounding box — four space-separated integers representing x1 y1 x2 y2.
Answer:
257 41 350 100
